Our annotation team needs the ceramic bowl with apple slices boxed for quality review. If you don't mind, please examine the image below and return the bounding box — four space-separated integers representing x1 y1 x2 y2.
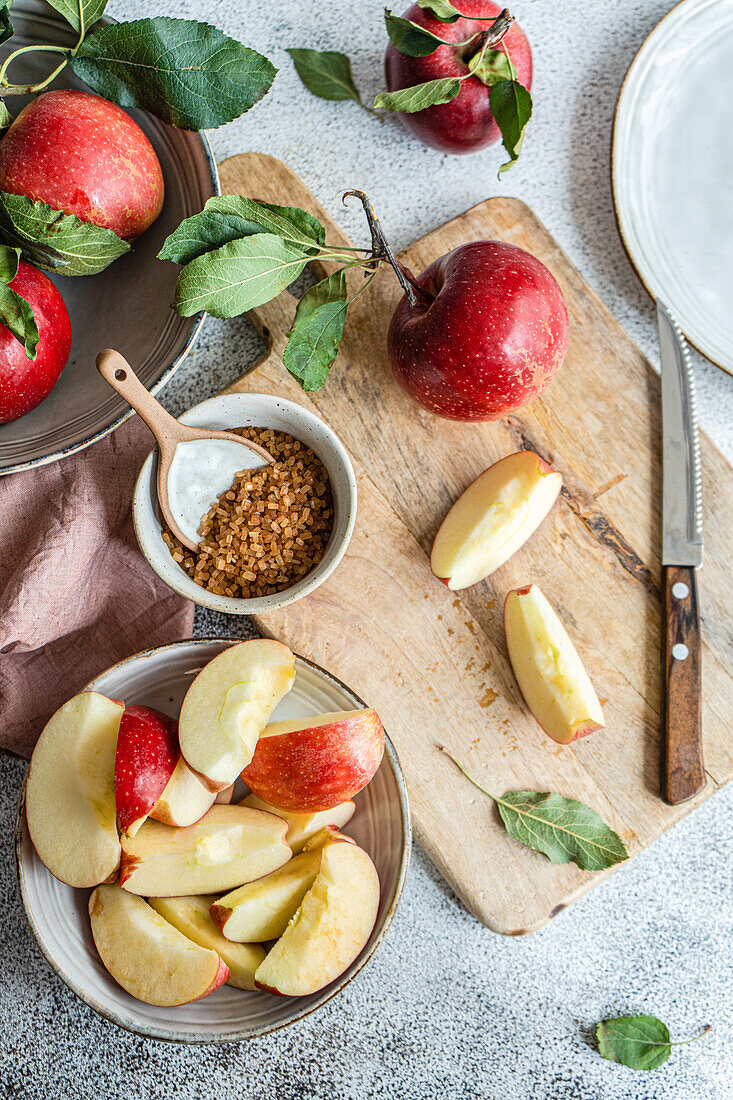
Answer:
16 638 410 1042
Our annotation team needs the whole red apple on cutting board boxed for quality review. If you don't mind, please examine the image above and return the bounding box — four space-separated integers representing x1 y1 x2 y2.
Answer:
388 239 569 420
0 259 71 423
384 0 532 153
0 89 164 240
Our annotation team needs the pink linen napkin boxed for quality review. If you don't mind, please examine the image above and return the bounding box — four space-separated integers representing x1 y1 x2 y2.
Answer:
0 416 194 759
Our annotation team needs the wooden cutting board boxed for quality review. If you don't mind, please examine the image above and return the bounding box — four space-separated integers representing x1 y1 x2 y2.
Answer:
217 153 733 934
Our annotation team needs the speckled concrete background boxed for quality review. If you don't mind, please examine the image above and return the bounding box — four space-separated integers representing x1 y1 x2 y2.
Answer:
2 0 732 1096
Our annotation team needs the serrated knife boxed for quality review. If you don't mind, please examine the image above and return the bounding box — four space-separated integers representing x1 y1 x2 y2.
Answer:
658 301 704 804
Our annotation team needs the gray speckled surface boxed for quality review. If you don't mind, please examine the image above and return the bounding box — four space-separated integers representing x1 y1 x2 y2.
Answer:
2 0 733 1096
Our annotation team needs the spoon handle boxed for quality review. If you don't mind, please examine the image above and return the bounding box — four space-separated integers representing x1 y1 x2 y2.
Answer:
96 349 186 455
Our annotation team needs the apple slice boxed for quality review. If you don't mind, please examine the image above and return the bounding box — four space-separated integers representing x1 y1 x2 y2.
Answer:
150 756 218 828
89 884 229 1006
240 793 355 853
211 829 331 943
254 832 380 996
115 705 180 837
179 639 296 791
241 709 384 813
26 692 123 888
431 452 562 590
120 804 291 896
504 583 605 744
148 896 265 990
215 784 236 805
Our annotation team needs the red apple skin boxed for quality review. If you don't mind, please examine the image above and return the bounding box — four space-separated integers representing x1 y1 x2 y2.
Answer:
0 260 71 422
388 241 569 421
384 0 532 153
114 705 180 837
0 90 164 240
241 711 385 813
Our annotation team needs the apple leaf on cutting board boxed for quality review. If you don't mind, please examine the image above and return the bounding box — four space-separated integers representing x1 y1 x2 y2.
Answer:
0 192 130 276
596 1016 712 1071
0 244 38 358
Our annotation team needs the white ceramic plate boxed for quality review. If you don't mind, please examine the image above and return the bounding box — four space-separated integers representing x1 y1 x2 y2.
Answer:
15 640 410 1043
613 0 733 373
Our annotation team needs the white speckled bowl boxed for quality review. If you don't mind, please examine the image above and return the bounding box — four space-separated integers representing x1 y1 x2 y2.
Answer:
132 393 358 615
15 639 411 1043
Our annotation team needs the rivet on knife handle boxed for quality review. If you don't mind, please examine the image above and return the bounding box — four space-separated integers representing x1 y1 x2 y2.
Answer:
663 564 704 803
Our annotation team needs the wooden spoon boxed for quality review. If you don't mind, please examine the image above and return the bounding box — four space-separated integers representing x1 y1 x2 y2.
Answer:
97 349 273 553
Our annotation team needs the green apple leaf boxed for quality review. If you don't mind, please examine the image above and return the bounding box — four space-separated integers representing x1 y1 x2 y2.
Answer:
416 0 462 23
286 48 372 114
69 18 277 129
489 77 532 175
468 47 515 85
0 100 13 134
440 748 629 871
0 0 13 46
172 234 310 318
596 1017 711 1071
0 191 130 275
284 269 348 390
374 76 461 113
0 242 19 284
44 0 107 34
159 195 325 265
384 10 455 57
0 280 39 359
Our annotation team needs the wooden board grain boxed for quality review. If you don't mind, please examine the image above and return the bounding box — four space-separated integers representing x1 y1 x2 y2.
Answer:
217 153 733 934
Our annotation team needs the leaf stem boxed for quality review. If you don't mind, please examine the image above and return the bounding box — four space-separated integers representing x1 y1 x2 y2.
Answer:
342 188 433 307
670 1025 712 1047
0 4 88 99
439 745 498 802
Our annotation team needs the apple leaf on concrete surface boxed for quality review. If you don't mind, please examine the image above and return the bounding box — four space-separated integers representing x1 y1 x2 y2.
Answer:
384 10 455 57
69 18 277 129
596 1017 711 1071
160 196 325 266
374 76 461 113
45 0 107 34
172 234 310 318
287 48 373 114
416 0 462 22
0 191 130 276
284 270 348 390
489 78 532 175
0 244 38 359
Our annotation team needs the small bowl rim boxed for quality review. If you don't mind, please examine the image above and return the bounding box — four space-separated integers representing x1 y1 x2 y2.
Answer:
132 393 358 616
15 637 411 1044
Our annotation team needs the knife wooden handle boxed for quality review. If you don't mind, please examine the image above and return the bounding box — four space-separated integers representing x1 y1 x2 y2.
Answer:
663 564 704 804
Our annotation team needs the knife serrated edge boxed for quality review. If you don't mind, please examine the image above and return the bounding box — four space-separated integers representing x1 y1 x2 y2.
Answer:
665 308 703 542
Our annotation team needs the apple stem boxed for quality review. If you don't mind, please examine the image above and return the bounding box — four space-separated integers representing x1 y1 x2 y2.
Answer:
342 189 433 308
465 8 515 66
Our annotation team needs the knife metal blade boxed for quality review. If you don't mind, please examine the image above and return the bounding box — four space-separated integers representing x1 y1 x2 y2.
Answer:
658 301 703 567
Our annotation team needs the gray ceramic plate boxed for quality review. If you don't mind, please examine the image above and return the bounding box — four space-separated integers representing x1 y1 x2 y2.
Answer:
0 0 218 474
16 639 411 1042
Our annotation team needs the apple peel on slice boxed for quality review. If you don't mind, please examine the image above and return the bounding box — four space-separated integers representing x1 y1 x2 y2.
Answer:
211 829 332 943
26 692 123 888
89 884 229 1006
241 708 384 813
179 639 296 791
239 793 355 853
120 804 291 897
431 451 562 590
148 895 265 991
504 583 605 745
114 705 180 838
254 831 380 997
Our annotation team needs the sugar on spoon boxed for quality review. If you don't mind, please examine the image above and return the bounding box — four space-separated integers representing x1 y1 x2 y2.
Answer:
96 349 273 553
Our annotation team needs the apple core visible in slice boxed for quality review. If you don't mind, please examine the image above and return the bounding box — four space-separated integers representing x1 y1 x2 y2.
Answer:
150 755 218 827
148 895 265 990
178 639 295 790
89 884 229 1006
211 831 331 943
120 804 291 896
241 708 384 813
26 692 123 888
431 451 562 590
240 793 356 852
254 832 380 996
504 583 605 744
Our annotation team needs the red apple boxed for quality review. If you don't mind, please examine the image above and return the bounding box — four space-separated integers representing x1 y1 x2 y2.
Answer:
387 240 569 420
0 260 71 422
384 0 532 153
241 709 385 813
115 705 180 838
0 90 164 240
